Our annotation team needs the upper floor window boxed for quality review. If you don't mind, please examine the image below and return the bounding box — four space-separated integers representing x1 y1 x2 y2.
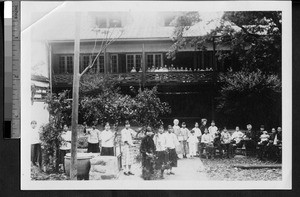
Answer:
146 53 163 69
164 15 177 26
58 55 73 74
95 16 122 28
110 54 118 73
126 54 142 72
80 54 104 74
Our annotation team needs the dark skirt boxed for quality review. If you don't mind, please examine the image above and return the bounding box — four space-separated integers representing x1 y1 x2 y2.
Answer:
155 151 168 170
167 148 177 167
87 142 100 153
101 147 114 156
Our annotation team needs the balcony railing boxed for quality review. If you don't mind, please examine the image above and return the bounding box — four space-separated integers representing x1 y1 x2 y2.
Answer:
52 71 214 86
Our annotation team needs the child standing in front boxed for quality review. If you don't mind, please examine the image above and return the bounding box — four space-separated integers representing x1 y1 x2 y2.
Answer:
173 119 182 158
192 122 202 156
187 130 198 158
180 122 190 158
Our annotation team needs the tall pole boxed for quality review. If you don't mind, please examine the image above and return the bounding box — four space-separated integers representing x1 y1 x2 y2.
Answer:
211 36 217 121
70 12 81 180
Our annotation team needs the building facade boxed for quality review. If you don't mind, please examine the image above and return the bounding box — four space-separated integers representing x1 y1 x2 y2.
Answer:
46 11 229 125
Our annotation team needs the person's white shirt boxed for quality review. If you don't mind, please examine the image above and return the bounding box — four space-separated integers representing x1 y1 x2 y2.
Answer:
154 132 167 151
187 134 198 144
165 132 179 149
208 125 218 138
173 125 181 140
100 129 115 147
192 127 202 138
180 127 190 141
231 130 244 143
60 130 72 150
121 128 136 146
32 127 41 144
87 128 101 144
201 133 213 144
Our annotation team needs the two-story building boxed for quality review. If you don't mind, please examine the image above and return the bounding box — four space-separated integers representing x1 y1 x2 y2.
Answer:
27 10 232 125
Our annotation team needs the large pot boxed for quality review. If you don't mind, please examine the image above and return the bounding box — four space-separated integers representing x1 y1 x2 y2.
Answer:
64 153 93 180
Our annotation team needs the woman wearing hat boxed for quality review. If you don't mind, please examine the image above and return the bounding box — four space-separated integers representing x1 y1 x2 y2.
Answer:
140 126 156 180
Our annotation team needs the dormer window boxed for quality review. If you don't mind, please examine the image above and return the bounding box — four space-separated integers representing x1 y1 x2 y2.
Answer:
94 14 123 28
95 17 107 28
164 15 177 26
109 17 122 28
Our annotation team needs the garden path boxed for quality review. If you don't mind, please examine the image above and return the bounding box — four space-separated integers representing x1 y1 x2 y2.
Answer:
118 157 208 181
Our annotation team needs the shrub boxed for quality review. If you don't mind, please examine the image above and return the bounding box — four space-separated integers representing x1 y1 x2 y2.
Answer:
217 69 281 128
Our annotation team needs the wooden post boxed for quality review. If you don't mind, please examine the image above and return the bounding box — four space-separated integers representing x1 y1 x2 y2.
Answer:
193 50 197 70
104 48 107 74
211 36 217 121
212 37 217 71
48 43 52 94
142 43 146 87
201 50 205 69
70 12 81 180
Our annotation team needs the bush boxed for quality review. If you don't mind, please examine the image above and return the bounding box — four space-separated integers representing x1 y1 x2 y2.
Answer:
40 122 62 173
217 69 281 128
77 136 88 149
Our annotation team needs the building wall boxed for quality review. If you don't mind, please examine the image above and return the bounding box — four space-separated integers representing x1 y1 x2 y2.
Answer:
31 101 49 130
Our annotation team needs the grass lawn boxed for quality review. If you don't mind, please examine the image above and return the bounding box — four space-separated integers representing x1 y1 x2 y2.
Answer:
201 156 282 181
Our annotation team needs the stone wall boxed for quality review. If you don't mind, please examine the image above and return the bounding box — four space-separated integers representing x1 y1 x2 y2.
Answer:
89 156 120 180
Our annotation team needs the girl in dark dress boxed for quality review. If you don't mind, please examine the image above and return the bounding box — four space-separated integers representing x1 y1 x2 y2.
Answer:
140 127 156 180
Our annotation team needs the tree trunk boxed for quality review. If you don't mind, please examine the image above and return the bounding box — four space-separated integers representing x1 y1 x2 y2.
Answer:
70 12 81 180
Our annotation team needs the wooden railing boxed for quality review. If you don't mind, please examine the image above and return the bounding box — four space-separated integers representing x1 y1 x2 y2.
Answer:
52 71 214 86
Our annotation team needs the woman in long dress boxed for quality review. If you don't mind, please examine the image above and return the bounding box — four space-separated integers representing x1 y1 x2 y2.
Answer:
140 126 156 180
121 120 136 176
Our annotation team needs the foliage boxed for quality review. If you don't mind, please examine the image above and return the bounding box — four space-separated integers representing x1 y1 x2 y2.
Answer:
40 122 62 172
45 91 72 128
80 76 171 128
41 91 72 172
168 11 282 74
77 136 88 149
217 69 281 128
31 165 69 180
134 87 171 128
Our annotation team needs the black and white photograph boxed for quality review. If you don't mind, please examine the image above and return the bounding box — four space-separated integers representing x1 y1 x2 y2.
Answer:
21 1 292 190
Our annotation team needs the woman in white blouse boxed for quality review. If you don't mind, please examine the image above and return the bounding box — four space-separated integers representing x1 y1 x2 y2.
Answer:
165 125 180 175
153 125 168 178
121 120 137 176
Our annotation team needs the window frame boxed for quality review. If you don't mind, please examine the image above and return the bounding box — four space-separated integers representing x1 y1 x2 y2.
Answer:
58 55 74 74
146 53 163 70
126 53 142 72
110 54 119 73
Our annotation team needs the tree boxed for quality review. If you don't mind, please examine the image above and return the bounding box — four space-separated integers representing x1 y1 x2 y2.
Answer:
217 69 281 128
70 13 123 180
168 11 282 74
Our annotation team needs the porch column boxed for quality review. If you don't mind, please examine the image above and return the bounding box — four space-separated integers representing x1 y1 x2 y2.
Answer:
104 49 108 74
201 50 205 69
212 36 217 71
193 51 197 70
142 43 146 87
48 43 52 94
